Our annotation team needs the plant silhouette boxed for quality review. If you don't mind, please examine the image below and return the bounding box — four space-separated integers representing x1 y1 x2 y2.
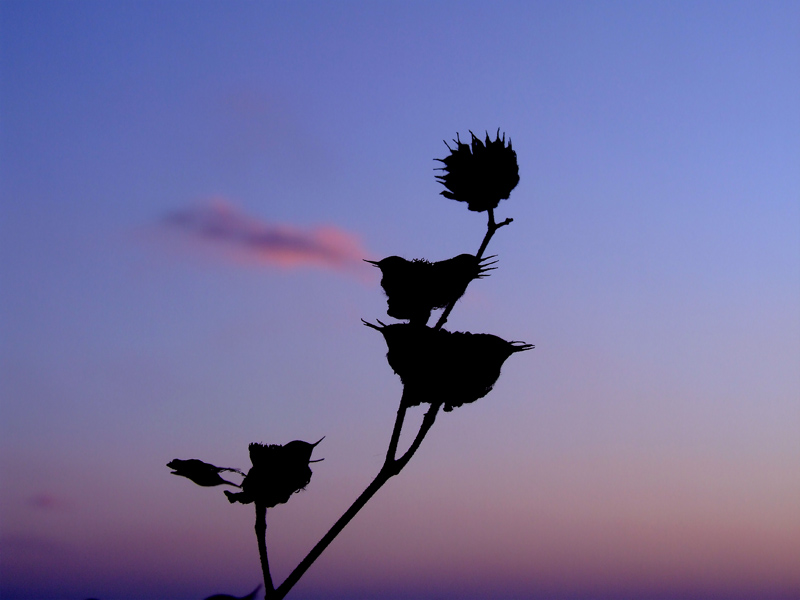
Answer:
365 253 496 325
168 459 243 487
167 131 531 600
203 585 262 600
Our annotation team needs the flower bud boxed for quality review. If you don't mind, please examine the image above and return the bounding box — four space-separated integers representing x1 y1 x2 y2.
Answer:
167 458 242 487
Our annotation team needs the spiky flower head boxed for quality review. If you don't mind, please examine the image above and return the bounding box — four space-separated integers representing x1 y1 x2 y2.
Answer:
167 458 243 487
363 321 532 411
224 439 323 507
435 130 520 212
366 254 496 325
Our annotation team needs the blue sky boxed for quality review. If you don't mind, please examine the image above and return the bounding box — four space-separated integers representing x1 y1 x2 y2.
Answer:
1 2 799 599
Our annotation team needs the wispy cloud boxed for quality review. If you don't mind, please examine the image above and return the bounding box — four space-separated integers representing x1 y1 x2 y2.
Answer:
160 200 371 273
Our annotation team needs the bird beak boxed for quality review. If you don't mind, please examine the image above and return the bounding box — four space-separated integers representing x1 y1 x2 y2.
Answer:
363 259 379 266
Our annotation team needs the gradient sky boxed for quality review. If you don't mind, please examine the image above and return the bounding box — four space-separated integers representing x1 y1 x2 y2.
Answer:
1 2 798 600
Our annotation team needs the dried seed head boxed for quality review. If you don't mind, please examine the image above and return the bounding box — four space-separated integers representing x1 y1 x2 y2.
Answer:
367 254 496 325
364 321 532 411
435 130 520 212
224 439 323 507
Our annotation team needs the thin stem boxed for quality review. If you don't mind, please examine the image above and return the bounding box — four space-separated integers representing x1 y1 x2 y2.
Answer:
255 503 275 599
275 470 388 600
385 403 408 464
394 403 440 473
434 208 512 330
274 404 440 600
475 208 512 260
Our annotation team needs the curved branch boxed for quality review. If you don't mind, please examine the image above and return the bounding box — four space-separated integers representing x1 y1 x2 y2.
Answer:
275 402 440 600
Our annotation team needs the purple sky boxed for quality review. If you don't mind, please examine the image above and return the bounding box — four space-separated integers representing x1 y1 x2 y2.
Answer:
1 2 799 599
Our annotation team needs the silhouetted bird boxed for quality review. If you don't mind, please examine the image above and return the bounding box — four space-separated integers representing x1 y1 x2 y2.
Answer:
366 253 496 325
224 438 323 507
203 585 261 600
167 459 243 487
363 321 532 411
436 130 519 212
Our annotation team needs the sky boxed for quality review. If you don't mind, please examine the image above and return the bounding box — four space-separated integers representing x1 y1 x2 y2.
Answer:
0 2 798 599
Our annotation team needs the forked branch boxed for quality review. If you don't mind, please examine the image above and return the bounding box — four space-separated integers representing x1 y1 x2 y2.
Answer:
274 403 441 600
434 208 511 330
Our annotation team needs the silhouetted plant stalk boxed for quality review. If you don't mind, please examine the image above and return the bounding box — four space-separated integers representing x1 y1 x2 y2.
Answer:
436 206 512 330
254 503 274 594
167 130 530 600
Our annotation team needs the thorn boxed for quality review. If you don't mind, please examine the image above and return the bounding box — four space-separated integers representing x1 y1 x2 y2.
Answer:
510 342 534 352
362 319 380 330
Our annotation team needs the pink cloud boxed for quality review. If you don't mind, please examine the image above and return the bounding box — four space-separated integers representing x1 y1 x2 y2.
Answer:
161 200 371 273
26 493 70 511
